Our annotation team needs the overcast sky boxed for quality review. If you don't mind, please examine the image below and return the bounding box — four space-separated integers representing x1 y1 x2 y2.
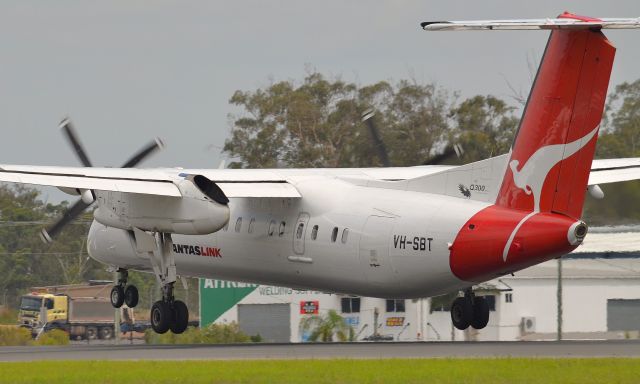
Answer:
0 1 638 179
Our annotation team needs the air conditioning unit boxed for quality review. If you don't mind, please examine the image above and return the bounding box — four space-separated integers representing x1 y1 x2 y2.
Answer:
521 316 536 333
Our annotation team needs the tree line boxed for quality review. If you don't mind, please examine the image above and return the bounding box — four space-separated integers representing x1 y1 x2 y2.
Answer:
1 72 639 309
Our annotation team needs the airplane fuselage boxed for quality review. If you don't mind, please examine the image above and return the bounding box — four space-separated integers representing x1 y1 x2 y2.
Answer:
88 174 490 298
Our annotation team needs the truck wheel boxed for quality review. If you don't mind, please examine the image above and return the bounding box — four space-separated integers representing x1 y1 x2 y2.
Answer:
110 285 125 308
170 300 189 334
124 285 139 308
98 326 113 340
86 326 98 340
150 301 172 334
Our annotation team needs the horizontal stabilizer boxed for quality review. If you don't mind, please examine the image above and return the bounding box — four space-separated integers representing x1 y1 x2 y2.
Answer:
422 16 640 31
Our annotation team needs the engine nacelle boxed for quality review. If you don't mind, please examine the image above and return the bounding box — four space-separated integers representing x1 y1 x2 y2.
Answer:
93 175 230 235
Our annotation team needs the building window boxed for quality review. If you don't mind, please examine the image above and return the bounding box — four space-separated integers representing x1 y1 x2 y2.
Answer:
248 218 255 234
296 222 304 239
505 293 513 303
234 217 242 233
341 297 361 313
268 220 276 236
279 221 286 237
386 299 405 313
483 295 496 311
331 227 338 243
341 228 349 244
311 225 319 240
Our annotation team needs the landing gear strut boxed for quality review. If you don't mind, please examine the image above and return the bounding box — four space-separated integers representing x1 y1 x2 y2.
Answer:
110 268 139 308
450 289 489 330
135 231 189 335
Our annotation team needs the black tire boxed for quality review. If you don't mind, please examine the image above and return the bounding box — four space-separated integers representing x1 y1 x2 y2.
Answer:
150 301 172 334
124 285 139 308
170 300 189 334
110 285 125 308
471 296 490 330
98 326 114 340
450 296 473 330
86 326 98 340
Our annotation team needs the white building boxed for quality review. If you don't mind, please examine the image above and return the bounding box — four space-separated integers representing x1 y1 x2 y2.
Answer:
199 227 640 342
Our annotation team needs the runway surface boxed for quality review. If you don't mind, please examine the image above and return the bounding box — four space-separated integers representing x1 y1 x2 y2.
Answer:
1 340 639 361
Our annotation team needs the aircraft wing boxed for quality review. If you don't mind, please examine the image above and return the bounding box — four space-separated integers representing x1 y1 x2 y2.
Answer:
0 164 301 198
589 158 640 185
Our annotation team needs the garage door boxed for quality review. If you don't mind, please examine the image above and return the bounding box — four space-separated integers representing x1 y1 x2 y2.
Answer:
607 299 640 331
238 304 290 342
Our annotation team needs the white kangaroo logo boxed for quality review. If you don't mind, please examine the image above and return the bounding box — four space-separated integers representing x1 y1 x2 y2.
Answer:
502 125 599 261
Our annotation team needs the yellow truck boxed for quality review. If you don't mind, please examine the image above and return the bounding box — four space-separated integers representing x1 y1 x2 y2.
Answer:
19 283 133 340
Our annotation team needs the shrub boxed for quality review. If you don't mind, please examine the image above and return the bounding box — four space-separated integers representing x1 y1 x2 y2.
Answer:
35 329 69 346
0 307 18 325
0 326 33 346
145 322 254 345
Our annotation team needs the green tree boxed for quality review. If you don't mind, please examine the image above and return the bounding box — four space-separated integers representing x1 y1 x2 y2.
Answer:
449 95 518 163
0 185 108 307
224 72 461 168
299 309 353 342
584 80 640 224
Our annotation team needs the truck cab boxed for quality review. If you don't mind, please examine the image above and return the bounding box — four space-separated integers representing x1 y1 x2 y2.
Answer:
19 293 68 329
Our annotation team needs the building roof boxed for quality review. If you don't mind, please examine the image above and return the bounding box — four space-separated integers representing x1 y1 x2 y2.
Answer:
504 258 640 280
571 226 640 255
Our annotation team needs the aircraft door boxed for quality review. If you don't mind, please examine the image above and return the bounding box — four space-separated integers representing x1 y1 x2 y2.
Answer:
293 212 310 255
359 216 395 285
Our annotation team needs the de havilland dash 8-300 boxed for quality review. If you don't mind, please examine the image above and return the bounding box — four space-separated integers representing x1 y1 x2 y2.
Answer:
2 12 640 334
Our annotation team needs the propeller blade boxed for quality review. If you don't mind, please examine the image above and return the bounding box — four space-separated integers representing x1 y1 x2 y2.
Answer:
40 199 91 243
362 109 391 167
59 118 93 167
423 144 464 165
120 138 164 168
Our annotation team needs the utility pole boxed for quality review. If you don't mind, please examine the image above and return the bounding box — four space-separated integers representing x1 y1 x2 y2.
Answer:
556 257 563 341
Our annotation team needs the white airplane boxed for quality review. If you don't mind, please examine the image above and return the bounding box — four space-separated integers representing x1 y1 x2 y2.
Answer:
2 12 640 335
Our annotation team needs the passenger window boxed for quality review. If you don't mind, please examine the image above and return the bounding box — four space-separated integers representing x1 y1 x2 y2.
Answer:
248 218 255 234
296 223 304 239
235 217 242 233
311 225 319 240
268 220 276 236
331 227 338 243
341 228 349 244
279 221 286 237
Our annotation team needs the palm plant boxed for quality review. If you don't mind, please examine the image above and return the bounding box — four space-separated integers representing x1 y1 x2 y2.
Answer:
299 309 354 342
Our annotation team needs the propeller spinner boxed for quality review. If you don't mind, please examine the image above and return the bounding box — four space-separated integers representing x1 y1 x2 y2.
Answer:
40 118 164 243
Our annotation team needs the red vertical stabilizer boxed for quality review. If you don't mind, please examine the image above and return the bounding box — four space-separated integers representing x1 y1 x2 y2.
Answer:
495 23 616 219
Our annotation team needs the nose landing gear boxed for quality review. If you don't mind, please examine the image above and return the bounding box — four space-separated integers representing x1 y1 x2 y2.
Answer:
450 289 490 330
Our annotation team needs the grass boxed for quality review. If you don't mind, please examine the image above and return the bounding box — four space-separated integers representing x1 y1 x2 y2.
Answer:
0 359 639 384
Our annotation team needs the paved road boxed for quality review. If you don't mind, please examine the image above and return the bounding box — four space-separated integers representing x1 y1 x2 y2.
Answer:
1 340 639 361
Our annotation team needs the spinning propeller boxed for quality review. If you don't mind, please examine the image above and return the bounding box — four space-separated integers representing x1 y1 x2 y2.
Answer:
40 118 164 243
361 109 463 167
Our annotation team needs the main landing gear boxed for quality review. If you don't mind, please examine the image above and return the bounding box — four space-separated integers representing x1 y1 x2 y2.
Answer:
128 230 189 335
450 289 490 330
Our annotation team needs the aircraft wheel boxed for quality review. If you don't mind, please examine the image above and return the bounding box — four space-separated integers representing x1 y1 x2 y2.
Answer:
124 285 139 308
150 301 172 334
110 285 125 308
471 296 490 330
450 296 473 330
170 300 189 334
